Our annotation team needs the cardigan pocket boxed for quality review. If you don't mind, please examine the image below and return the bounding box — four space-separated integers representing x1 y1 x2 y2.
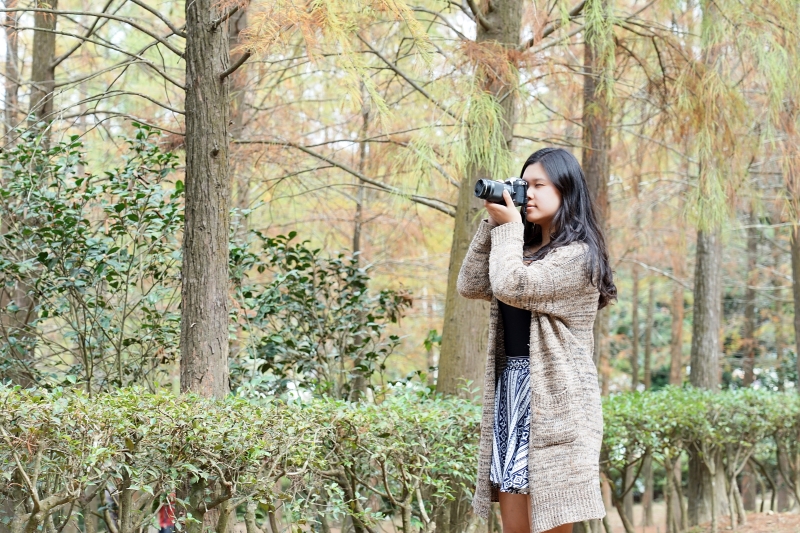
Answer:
530 386 579 448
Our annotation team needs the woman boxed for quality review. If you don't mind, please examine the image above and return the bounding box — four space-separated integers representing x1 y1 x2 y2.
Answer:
457 148 616 533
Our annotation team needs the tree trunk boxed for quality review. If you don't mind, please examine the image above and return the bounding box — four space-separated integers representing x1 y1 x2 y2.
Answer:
640 282 655 527
791 224 800 393
582 0 612 397
773 239 787 390
436 0 522 400
28 0 58 128
582 9 612 531
688 228 729 525
437 4 523 532
4 1 19 133
742 210 758 386
689 228 722 390
669 279 684 386
349 82 370 401
229 6 249 240
630 263 640 391
180 0 232 399
740 212 759 509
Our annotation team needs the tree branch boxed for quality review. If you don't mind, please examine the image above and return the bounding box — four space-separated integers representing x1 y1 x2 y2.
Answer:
0 8 185 58
220 50 252 80
130 0 186 38
51 0 116 69
211 4 241 31
16 26 185 90
356 34 458 121
234 139 456 216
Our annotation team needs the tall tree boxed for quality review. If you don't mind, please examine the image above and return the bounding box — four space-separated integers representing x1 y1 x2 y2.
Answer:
436 0 523 398
581 1 614 529
179 0 233 399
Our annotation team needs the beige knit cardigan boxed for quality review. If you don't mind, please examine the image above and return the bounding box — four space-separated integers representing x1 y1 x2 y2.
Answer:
457 220 606 532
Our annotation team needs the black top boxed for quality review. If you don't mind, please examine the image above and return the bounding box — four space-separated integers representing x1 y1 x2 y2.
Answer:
498 300 531 358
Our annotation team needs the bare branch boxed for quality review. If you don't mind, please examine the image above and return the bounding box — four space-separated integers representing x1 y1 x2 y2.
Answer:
234 139 456 217
220 50 252 80
15 26 185 90
51 0 116 69
356 34 458 121
618 258 691 289
211 4 241 31
0 8 185 58
130 0 186 37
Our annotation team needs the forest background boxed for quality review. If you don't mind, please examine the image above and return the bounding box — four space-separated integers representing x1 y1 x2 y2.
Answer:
1 0 800 533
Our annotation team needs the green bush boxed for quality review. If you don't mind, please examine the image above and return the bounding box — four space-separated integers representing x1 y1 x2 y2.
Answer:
2 386 799 533
0 386 480 533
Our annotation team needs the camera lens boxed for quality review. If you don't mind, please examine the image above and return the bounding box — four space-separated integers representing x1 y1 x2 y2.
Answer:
474 180 488 198
474 179 505 203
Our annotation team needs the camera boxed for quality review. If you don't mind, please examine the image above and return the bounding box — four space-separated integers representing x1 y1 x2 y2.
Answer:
474 177 528 206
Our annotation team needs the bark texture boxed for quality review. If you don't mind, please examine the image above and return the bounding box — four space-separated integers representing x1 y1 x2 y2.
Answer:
742 212 758 386
669 279 684 386
792 224 800 390
436 0 522 399
688 228 730 525
180 0 231 399
28 0 58 127
4 1 19 132
582 2 611 394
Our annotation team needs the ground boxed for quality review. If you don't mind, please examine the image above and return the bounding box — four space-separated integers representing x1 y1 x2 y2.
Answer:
605 500 800 533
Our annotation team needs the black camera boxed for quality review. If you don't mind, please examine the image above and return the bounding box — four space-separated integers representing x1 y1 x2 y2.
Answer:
474 177 528 206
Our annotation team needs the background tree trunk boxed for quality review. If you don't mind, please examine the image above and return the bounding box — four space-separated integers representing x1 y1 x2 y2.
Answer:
180 0 232 400
791 224 800 395
630 263 640 391
742 209 758 386
229 6 250 240
436 0 522 400
670 278 684 386
688 227 729 525
640 281 655 527
582 4 613 529
3 1 19 133
350 82 370 401
28 0 58 128
740 210 759 509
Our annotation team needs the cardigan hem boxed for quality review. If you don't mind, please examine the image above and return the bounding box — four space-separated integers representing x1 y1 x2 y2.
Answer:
529 477 607 533
472 477 606 533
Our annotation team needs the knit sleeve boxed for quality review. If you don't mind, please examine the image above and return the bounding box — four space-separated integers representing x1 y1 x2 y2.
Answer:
488 222 592 318
456 219 494 302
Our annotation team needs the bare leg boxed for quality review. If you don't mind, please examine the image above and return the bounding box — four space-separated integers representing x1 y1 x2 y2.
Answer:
499 493 531 533
498 492 573 533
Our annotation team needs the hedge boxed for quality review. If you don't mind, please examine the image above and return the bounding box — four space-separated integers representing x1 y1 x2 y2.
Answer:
1 386 798 533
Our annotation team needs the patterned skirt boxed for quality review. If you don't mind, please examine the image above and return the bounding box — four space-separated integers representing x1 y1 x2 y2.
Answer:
490 356 531 494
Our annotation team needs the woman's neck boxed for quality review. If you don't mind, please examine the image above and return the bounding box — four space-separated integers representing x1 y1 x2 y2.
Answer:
538 220 552 247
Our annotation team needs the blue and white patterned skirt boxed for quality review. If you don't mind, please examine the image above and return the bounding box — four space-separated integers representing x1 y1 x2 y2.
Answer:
490 356 531 494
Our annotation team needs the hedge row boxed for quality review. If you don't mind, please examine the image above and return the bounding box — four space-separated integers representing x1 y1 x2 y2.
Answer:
1 386 798 533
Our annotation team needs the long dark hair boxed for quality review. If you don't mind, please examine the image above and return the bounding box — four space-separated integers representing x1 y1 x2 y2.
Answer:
520 147 617 310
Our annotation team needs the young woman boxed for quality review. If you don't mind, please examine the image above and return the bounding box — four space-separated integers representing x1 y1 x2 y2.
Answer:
457 148 616 533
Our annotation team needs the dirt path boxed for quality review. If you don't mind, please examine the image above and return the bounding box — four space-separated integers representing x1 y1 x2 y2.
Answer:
604 500 800 533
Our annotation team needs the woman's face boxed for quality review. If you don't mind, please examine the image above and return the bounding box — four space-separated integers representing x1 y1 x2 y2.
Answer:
521 162 562 225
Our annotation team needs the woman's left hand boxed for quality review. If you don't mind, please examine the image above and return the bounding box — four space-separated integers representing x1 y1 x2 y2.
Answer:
484 190 522 226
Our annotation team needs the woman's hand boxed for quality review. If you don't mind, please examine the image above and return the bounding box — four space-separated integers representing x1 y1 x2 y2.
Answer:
485 190 522 226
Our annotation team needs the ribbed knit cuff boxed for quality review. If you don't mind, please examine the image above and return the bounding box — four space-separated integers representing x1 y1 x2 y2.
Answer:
490 221 524 246
470 219 494 252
